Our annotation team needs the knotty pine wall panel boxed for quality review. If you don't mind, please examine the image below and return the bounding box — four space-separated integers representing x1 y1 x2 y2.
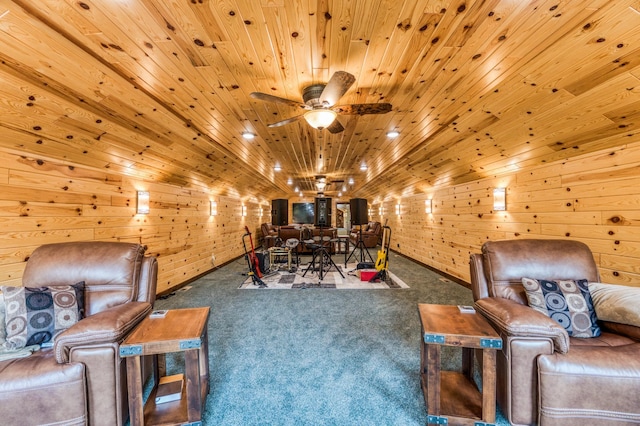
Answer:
0 150 263 292
378 141 640 287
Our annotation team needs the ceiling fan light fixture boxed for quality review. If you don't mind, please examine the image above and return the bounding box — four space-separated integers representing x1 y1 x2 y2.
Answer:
304 109 337 129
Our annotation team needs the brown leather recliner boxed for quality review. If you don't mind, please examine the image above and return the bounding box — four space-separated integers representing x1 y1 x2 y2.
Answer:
349 221 381 248
261 223 279 248
470 239 640 425
0 242 157 426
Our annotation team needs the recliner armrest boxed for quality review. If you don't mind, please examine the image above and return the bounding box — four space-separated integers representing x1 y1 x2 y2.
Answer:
475 297 570 353
54 301 152 363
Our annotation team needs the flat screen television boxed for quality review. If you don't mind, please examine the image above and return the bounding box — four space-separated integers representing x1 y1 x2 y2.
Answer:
292 202 314 224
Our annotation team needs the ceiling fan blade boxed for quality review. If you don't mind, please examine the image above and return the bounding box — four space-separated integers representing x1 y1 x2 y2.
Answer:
326 119 344 134
332 103 392 115
250 92 309 109
319 71 356 107
267 115 304 128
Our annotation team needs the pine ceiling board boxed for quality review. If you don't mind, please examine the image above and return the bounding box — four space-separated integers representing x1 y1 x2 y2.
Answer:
355 0 406 91
205 0 268 81
366 0 440 98
325 0 354 74
436 2 601 108
261 5 301 98
22 0 101 36
282 0 314 86
0 10 114 105
141 0 218 69
310 0 331 78
0 13 203 151
563 47 640 97
350 0 379 42
442 0 503 49
378 12 443 98
376 1 601 175
521 3 640 91
234 0 287 93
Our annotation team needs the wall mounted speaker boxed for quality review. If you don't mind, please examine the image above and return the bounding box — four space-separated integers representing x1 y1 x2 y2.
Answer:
350 198 368 225
314 197 332 227
271 199 288 226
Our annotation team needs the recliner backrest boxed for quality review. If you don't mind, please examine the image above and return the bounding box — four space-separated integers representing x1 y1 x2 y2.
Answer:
479 239 599 304
22 241 157 316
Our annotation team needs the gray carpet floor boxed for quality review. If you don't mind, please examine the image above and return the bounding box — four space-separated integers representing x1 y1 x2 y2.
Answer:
154 249 509 425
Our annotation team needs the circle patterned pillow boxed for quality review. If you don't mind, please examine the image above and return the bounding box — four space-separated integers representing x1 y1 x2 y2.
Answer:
522 278 600 338
1 282 85 350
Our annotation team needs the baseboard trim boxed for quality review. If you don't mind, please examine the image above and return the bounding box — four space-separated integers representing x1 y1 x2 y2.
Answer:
389 249 471 289
156 255 242 298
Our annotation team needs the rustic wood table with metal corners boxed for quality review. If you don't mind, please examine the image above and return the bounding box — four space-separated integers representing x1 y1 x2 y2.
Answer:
121 307 210 426
418 304 502 426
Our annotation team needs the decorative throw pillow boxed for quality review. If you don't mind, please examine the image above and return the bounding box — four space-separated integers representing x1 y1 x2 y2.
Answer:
1 282 85 350
589 282 640 328
522 278 600 338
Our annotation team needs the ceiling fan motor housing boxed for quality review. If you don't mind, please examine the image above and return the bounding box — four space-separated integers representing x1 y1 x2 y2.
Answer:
303 84 327 107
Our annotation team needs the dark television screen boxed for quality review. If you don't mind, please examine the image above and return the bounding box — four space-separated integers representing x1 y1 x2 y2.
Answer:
292 202 314 224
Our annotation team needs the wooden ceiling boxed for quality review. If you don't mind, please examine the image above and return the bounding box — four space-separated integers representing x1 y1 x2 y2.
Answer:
1 0 640 202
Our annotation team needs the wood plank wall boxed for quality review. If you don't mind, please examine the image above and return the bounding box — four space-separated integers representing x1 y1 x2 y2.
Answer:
2 138 640 292
374 139 640 287
0 149 266 293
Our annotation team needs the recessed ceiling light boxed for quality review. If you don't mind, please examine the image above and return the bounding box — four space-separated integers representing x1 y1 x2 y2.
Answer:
348 178 354 185
287 178 293 185
274 164 282 172
242 132 255 139
387 131 399 138
360 164 368 171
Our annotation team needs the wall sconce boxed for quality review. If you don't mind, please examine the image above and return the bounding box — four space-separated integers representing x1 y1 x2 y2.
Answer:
425 199 432 214
493 188 506 211
210 201 217 216
395 204 401 215
136 191 150 214
378 206 383 216
259 207 263 217
241 205 247 217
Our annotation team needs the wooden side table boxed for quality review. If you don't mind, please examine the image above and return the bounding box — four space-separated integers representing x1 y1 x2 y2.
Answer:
418 304 501 425
121 307 210 426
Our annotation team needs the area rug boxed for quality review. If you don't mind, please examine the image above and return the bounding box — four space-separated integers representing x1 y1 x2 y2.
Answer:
239 263 409 289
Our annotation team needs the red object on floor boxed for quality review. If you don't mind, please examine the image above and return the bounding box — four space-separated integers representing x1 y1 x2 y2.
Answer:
359 269 378 281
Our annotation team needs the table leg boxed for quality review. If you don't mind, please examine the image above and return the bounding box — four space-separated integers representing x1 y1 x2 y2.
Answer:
201 329 210 395
185 348 203 422
426 344 441 415
482 349 497 423
126 356 144 426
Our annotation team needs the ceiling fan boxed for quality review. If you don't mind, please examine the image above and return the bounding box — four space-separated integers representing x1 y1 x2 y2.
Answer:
250 71 392 134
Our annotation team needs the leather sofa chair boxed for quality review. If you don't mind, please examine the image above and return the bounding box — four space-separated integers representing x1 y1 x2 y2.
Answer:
470 239 640 425
261 223 279 248
0 241 157 426
349 221 381 248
